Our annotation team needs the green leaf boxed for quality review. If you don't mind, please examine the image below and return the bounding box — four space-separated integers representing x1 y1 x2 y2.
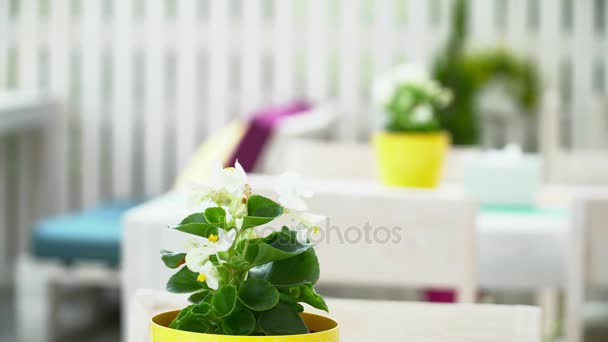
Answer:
180 212 207 225
296 284 328 312
166 266 210 294
160 250 186 269
238 278 279 311
241 228 313 267
211 284 237 318
249 248 320 287
191 302 212 316
242 195 284 229
222 308 256 335
169 305 193 329
258 303 309 335
174 222 219 238
188 290 211 304
204 207 227 227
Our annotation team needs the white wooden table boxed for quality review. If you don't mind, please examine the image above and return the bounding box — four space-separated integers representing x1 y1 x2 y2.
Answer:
0 93 51 285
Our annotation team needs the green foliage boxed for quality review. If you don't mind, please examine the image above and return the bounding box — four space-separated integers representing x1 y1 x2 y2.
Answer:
384 83 446 133
432 0 540 145
161 195 328 336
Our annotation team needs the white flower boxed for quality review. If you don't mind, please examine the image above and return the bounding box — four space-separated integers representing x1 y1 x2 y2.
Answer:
185 229 236 273
373 63 431 106
275 172 313 211
196 261 221 290
191 160 248 206
411 104 433 123
292 212 326 244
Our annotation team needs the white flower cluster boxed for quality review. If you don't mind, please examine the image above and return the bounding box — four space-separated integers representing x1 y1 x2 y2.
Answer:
372 63 452 124
185 161 325 289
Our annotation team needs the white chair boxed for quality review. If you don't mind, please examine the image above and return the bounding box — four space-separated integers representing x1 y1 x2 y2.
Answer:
567 195 608 342
129 290 541 342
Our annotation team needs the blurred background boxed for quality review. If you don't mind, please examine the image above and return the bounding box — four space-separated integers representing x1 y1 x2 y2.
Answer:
1 0 607 341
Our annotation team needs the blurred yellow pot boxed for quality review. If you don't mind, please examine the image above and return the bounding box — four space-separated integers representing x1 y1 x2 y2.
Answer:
150 310 339 342
373 131 449 188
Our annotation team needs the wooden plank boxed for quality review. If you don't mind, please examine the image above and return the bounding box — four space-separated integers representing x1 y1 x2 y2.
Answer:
272 0 294 104
143 0 166 196
240 0 263 117
306 0 329 102
337 0 360 140
16 134 35 257
112 0 134 198
207 0 230 132
572 0 593 148
0 139 7 284
81 0 102 207
48 0 71 213
176 0 197 170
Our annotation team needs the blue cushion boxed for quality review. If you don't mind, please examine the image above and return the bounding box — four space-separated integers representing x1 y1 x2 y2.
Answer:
32 200 141 265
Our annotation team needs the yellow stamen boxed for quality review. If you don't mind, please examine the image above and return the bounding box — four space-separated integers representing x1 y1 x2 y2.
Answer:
197 273 207 282
313 226 320 234
224 167 235 172
208 234 219 242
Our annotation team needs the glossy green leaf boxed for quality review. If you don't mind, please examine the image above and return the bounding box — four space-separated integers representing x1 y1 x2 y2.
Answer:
249 248 319 287
296 284 328 312
241 229 313 267
238 278 279 311
211 284 237 318
258 303 309 335
188 290 211 304
174 222 219 238
204 207 227 227
161 250 186 269
166 266 210 294
222 307 256 335
191 302 212 316
242 195 283 229
180 212 207 225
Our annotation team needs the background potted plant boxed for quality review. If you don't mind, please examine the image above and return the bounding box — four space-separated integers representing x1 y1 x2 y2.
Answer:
151 162 338 341
372 64 452 188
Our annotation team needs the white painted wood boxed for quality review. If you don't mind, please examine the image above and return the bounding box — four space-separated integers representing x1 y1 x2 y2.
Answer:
129 291 541 342
143 0 166 196
240 0 263 117
112 0 134 198
16 134 35 257
207 0 230 133
175 0 197 170
0 139 7 285
567 196 608 342
81 0 102 207
272 0 295 104
306 0 329 102
48 0 71 213
572 0 594 149
337 0 360 140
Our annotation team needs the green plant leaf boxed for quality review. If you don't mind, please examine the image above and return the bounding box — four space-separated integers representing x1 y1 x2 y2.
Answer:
174 222 219 238
296 284 328 312
242 195 284 229
222 307 256 335
160 250 186 269
204 207 227 227
249 248 320 288
191 302 212 316
169 305 193 329
258 303 309 335
166 266 210 294
180 212 208 225
238 278 279 311
188 290 211 304
241 228 313 267
211 284 237 318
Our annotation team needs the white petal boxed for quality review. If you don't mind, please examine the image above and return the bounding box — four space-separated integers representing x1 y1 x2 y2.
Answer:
185 250 210 273
299 212 326 229
411 104 433 123
278 194 309 211
200 261 220 290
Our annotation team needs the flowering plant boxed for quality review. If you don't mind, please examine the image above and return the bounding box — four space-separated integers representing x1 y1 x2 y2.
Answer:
373 64 452 133
161 162 328 336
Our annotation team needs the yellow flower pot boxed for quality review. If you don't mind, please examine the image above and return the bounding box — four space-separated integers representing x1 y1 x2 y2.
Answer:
373 131 449 188
151 310 339 342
